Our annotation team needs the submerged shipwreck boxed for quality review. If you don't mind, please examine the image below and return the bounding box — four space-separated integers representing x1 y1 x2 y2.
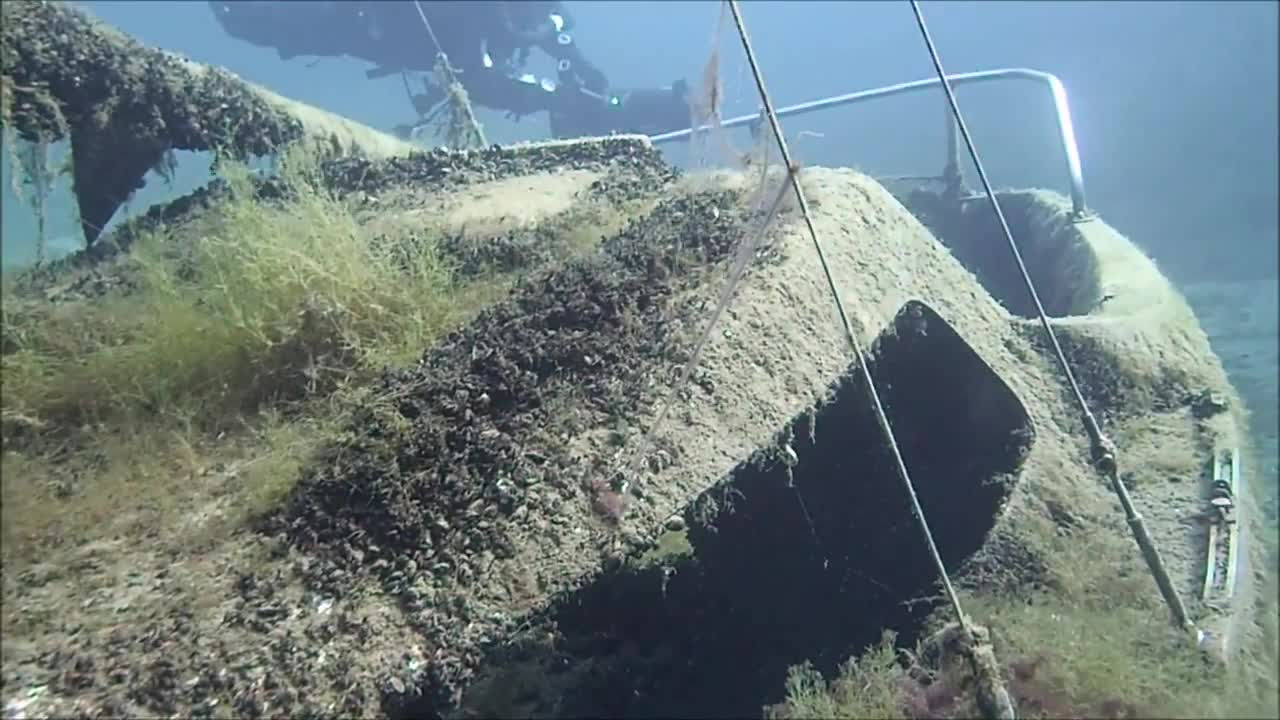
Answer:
1 2 1267 718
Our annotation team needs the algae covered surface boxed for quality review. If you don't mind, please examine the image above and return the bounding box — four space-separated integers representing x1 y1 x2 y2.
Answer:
0 0 416 247
5 146 1273 719
1 134 695 717
2 3 1277 719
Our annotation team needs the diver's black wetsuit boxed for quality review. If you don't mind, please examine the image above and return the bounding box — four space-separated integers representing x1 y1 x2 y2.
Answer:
207 1 688 138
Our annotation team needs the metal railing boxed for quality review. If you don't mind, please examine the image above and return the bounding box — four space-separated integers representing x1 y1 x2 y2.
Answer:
1203 447 1244 605
649 68 1089 219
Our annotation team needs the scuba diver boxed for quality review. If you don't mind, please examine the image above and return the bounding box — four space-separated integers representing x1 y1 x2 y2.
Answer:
207 1 692 140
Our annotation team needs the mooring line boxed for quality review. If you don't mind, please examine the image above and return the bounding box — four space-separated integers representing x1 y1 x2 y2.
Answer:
724 0 970 635
410 0 487 148
730 3 1022 717
907 0 1194 635
410 0 451 81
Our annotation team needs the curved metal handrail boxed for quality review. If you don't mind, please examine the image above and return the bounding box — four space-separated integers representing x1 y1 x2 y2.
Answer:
649 67 1088 218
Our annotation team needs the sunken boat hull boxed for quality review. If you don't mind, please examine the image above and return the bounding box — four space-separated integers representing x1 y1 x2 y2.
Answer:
1 148 1262 718
1 4 1265 715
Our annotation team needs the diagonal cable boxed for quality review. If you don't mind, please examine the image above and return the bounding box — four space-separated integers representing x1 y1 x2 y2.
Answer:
726 0 971 635
410 0 487 148
908 0 1193 633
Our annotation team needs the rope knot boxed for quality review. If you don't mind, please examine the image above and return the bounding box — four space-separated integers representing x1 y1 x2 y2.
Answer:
1091 436 1117 475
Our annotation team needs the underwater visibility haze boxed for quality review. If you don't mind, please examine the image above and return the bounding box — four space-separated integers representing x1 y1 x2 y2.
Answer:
0 1 1276 719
